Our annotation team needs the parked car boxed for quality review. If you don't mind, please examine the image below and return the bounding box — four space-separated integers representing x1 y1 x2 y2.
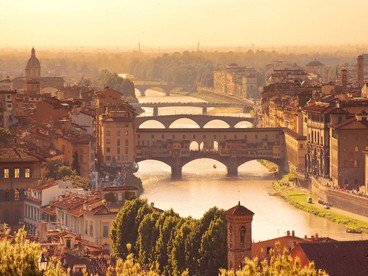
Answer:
323 203 330 209
306 197 312 203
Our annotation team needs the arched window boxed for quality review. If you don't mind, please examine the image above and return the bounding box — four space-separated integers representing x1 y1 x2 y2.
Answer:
240 226 246 244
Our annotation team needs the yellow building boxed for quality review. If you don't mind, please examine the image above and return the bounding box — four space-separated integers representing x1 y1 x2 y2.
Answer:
284 128 306 174
95 87 137 170
97 106 137 169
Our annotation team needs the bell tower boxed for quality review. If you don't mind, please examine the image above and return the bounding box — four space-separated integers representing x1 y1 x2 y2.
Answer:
225 201 254 270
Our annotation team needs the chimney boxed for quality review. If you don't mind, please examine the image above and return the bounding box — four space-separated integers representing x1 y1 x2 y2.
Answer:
287 230 290 236
315 233 318 238
304 235 307 239
357 55 364 87
292 230 295 236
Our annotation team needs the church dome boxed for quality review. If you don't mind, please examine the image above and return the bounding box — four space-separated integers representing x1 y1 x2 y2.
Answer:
26 47 40 69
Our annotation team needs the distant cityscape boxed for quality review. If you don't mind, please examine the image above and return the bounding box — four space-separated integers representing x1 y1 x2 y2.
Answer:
0 47 368 275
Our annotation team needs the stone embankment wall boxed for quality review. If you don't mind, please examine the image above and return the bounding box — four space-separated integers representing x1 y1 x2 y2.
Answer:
311 178 368 217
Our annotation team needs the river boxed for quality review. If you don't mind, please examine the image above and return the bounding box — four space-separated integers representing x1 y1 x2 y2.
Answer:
134 90 367 242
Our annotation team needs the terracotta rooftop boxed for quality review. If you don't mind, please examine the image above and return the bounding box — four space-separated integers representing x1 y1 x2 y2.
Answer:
0 146 42 162
291 240 368 276
33 180 58 191
225 201 254 217
53 195 85 210
40 204 56 216
330 117 368 130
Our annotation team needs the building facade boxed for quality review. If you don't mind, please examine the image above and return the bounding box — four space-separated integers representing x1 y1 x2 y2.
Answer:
330 113 368 190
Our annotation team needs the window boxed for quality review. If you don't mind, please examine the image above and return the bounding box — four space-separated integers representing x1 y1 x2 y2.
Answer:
354 146 359 152
106 130 110 136
89 222 93 236
240 226 246 244
103 224 109 237
106 156 111 161
125 140 128 146
15 189 19 201
66 239 71 249
25 168 30 178
106 139 110 145
14 168 20 178
4 169 9 178
354 160 358 167
106 147 110 153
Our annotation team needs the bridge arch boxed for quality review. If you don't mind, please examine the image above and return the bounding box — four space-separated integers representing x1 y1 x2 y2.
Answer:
138 119 165 129
169 118 200 129
190 141 200 151
203 119 230 128
234 121 254 128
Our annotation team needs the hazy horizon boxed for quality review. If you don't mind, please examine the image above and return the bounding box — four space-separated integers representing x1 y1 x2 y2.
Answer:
1 0 368 51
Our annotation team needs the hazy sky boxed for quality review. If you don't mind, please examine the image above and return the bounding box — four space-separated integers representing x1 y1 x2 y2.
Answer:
1 0 368 49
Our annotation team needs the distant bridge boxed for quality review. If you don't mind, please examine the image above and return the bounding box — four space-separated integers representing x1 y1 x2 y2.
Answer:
134 82 196 96
136 127 286 179
132 101 253 115
136 114 255 129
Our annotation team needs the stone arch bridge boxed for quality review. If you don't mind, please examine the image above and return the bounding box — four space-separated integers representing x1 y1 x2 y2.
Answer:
136 114 255 129
132 102 253 115
136 127 286 179
134 84 196 96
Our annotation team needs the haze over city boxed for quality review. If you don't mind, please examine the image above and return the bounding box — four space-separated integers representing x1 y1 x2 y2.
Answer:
1 0 368 50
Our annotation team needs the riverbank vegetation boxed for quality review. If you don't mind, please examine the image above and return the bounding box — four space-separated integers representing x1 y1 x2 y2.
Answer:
272 174 368 234
257 160 279 173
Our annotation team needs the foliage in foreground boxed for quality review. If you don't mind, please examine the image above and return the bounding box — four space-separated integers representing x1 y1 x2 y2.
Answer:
0 227 68 276
219 242 328 276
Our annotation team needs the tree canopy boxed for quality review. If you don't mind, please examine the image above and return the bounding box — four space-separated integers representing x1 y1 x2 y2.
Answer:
0 227 68 276
111 199 227 276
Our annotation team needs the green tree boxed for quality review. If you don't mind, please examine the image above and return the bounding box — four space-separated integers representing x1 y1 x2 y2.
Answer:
198 217 227 276
0 128 11 144
45 159 63 179
0 227 68 276
137 212 160 267
64 174 91 189
107 252 159 276
170 218 197 275
153 209 181 275
71 151 81 176
111 198 153 259
58 165 75 178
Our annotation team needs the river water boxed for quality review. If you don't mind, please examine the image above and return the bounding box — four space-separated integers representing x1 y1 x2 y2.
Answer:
135 90 367 242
